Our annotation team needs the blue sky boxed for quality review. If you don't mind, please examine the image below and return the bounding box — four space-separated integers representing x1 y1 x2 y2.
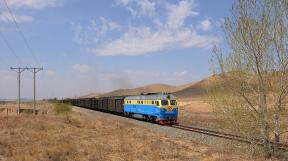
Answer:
0 0 234 99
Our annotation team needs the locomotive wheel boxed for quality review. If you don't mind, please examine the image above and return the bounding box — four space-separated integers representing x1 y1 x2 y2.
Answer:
128 113 133 118
149 116 156 123
143 115 149 121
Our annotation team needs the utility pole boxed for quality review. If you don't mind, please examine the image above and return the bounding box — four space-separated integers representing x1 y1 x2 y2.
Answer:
27 67 43 115
10 67 27 115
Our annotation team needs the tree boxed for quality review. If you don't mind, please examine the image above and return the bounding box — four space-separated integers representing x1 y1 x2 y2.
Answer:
209 0 288 157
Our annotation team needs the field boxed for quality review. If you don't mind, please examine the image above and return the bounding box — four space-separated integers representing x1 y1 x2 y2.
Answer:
176 94 222 132
0 101 271 161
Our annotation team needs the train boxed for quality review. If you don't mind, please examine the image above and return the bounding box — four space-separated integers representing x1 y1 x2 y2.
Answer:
65 93 179 125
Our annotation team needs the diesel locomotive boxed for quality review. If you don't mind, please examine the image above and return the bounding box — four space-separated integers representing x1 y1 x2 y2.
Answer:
67 93 178 125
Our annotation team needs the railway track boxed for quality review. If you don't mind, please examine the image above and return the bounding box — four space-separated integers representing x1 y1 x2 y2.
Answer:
73 105 288 152
172 124 288 151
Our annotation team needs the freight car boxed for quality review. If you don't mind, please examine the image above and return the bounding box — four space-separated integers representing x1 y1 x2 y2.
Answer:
68 93 178 125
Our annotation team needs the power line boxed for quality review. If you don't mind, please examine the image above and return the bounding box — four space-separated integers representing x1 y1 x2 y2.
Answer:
2 0 40 66
0 42 9 66
0 54 9 67
0 30 24 66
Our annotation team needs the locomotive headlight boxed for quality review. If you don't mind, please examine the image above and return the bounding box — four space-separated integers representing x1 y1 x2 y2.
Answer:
167 106 172 112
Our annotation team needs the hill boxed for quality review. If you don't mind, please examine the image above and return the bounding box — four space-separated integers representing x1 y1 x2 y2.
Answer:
173 80 205 100
78 75 217 100
173 75 219 100
99 83 179 97
78 92 102 98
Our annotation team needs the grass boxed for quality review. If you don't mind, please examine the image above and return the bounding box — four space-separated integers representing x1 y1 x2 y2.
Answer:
53 102 72 114
1 102 278 161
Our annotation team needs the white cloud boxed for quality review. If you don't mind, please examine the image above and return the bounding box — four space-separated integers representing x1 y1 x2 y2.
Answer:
91 26 218 56
116 0 156 18
90 27 174 56
76 0 219 56
5 0 59 9
197 19 212 31
0 12 33 23
176 28 217 48
167 0 199 30
96 17 121 35
175 71 188 77
72 23 90 45
73 64 91 73
72 17 120 45
138 0 156 17
215 18 225 27
41 70 56 77
0 69 15 81
116 0 131 6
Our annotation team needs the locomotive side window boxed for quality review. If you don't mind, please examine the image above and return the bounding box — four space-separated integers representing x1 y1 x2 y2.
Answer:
156 101 159 106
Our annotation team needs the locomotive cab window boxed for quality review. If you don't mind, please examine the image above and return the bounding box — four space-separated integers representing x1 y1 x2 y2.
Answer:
170 100 177 105
161 100 169 106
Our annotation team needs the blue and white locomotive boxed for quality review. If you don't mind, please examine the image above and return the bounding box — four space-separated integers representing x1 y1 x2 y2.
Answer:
123 94 178 125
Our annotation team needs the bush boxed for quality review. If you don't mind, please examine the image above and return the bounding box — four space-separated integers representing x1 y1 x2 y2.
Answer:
54 103 72 114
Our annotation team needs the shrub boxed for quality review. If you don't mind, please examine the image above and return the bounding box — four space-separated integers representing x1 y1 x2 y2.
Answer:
54 103 71 114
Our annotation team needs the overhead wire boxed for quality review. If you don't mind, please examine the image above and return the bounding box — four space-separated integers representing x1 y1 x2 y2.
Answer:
0 30 24 66
0 31 9 67
2 0 40 66
0 53 9 67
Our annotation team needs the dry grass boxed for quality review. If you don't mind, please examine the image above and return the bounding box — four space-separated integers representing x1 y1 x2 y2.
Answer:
177 97 220 129
0 101 54 116
0 102 265 161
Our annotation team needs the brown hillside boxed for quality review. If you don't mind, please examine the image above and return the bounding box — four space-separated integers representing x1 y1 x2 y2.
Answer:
173 75 218 101
173 81 204 99
99 84 178 97
78 92 102 98
79 75 217 100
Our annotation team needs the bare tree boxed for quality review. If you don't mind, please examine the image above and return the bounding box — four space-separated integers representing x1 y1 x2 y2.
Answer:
209 0 288 157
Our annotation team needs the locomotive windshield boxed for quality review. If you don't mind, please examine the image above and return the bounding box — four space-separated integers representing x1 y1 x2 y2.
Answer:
170 100 177 105
161 100 169 105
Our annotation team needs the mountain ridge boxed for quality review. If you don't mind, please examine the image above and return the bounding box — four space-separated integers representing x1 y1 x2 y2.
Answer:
79 76 215 100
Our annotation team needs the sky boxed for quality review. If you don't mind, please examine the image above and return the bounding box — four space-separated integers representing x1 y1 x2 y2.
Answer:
0 0 234 99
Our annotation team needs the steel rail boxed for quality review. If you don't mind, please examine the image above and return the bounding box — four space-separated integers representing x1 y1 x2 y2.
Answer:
172 124 288 151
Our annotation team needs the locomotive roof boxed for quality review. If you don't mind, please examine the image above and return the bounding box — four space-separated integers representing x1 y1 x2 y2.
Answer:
125 94 176 100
